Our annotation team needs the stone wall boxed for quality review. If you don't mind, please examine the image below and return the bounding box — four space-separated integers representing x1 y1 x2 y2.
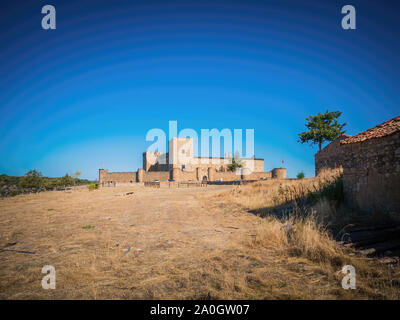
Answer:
99 169 137 186
171 157 265 174
142 171 170 182
213 169 275 181
314 135 349 175
171 168 197 181
100 167 285 185
341 131 400 213
214 170 241 181
244 171 273 180
99 169 172 185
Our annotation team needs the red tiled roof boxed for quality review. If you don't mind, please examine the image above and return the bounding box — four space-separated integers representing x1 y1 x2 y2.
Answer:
341 116 400 145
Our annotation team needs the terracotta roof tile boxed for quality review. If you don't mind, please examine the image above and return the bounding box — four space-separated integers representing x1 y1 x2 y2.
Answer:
341 116 400 145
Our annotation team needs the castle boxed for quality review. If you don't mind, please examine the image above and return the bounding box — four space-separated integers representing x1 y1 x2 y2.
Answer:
99 138 286 186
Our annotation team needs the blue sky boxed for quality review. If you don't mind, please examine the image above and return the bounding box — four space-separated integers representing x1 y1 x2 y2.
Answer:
0 0 399 179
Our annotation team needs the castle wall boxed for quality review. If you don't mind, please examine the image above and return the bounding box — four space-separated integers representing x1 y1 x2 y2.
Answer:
99 169 170 184
244 171 272 180
172 168 197 181
188 157 264 173
341 132 400 213
196 167 208 181
99 169 137 186
213 171 241 181
210 168 275 181
142 171 170 182
100 167 282 185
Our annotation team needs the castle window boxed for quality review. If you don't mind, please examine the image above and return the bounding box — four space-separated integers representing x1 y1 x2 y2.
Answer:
182 149 185 154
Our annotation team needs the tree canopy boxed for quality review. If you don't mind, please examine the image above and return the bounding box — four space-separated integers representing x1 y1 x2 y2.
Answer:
18 170 44 189
298 110 346 151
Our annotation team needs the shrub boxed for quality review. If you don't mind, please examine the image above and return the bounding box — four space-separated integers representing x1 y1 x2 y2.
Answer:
87 182 99 191
296 171 305 179
61 174 74 187
18 170 44 190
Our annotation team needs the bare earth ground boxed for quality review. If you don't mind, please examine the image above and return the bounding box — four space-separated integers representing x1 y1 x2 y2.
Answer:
0 185 396 299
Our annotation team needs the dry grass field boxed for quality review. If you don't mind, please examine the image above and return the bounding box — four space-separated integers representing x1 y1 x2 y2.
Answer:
1 173 400 299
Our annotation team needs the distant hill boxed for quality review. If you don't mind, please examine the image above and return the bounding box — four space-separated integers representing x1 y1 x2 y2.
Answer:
0 172 92 197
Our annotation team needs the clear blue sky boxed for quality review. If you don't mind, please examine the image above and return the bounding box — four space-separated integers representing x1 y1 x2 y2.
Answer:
0 0 399 180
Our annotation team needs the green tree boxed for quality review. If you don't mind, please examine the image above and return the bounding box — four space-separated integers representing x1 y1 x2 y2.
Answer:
61 173 74 187
18 170 44 190
227 151 243 172
298 110 346 151
297 171 305 179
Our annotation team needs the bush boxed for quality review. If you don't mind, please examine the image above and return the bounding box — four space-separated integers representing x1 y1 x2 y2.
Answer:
296 171 305 179
87 182 99 191
0 171 94 197
61 174 74 186
18 170 44 190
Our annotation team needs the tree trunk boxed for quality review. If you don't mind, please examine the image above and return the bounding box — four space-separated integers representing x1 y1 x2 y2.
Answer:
319 140 322 151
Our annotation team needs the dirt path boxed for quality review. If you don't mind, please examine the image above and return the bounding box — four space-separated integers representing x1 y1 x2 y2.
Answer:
0 185 348 299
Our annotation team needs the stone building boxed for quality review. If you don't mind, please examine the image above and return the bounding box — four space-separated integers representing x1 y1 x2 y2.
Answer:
315 116 400 213
99 138 286 185
314 134 350 176
340 116 400 213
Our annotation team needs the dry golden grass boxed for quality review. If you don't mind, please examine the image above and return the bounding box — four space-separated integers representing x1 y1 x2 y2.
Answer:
218 169 400 299
225 169 342 212
0 174 399 300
